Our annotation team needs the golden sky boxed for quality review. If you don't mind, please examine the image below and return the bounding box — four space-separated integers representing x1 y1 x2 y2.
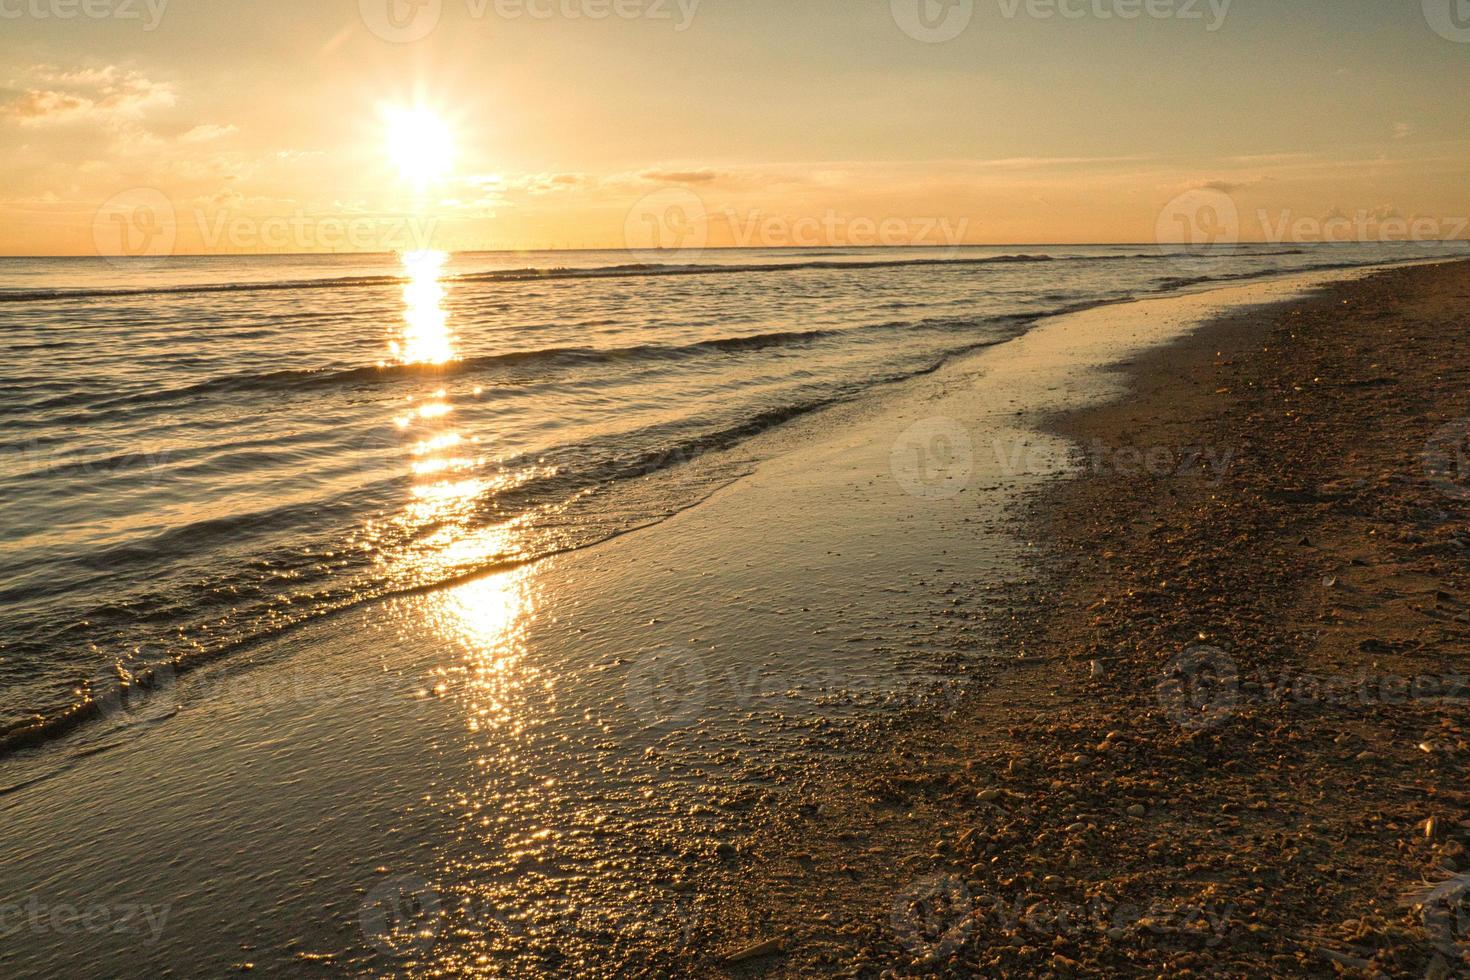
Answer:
2 0 1468 255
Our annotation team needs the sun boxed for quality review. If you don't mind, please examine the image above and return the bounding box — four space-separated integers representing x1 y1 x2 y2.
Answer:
382 106 454 186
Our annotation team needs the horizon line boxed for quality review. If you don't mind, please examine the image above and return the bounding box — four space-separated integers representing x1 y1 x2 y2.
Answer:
5 240 1469 261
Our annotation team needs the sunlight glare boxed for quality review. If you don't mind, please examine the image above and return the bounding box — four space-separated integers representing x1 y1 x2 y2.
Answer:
383 106 454 185
392 249 456 366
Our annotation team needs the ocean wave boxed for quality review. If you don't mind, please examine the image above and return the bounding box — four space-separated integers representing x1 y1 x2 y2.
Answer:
4 247 1449 760
0 320 1030 760
0 248 1337 305
0 253 1067 303
3 315 1018 424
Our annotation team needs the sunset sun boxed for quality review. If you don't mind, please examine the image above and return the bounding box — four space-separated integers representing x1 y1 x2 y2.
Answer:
382 105 454 185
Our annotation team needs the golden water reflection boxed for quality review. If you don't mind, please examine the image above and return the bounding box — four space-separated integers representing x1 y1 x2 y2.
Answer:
375 252 627 974
433 569 541 737
392 249 456 366
383 249 485 543
382 248 542 735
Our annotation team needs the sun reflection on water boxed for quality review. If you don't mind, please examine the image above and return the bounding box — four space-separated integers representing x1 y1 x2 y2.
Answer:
378 251 562 894
391 249 457 366
364 249 652 969
434 568 541 736
379 249 544 702
380 249 488 541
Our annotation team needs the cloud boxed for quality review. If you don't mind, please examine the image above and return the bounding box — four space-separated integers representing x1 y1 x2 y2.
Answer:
179 123 238 143
1 90 90 122
641 168 724 184
494 172 599 195
0 66 175 127
1192 176 1275 194
1392 122 1413 141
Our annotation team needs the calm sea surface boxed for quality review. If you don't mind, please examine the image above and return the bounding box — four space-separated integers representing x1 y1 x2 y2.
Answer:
2 243 1464 751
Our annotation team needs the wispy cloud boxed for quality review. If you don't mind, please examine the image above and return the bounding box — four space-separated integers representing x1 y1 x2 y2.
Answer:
640 168 725 184
179 123 238 144
0 66 175 127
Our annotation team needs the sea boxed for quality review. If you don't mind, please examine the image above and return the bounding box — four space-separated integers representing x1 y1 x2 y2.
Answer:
2 242 1465 755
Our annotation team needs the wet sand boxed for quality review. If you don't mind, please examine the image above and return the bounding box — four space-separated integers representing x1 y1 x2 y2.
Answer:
1 261 1463 977
701 259 1470 976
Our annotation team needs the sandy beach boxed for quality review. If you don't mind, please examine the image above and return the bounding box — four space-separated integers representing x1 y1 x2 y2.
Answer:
3 260 1464 976
700 258 1470 977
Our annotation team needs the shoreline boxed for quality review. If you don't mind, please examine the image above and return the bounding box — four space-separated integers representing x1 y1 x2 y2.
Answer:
8 253 1429 764
701 259 1470 976
2 260 1464 977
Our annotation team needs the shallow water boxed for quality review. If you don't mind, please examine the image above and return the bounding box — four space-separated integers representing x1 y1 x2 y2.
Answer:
1 242 1464 751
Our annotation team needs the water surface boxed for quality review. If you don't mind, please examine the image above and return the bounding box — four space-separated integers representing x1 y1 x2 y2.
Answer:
2 242 1464 750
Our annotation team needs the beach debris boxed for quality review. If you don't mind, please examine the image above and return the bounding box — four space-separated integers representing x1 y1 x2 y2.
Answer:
1089 659 1106 678
725 937 783 963
1127 804 1146 818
